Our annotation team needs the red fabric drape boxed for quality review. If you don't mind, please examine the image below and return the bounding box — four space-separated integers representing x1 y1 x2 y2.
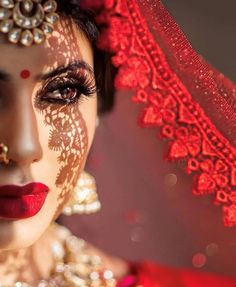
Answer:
82 0 236 227
118 263 236 287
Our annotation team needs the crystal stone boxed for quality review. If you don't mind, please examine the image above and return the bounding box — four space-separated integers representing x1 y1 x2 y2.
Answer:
0 0 14 9
43 0 57 13
20 29 33 46
41 21 53 35
22 0 34 13
0 19 13 33
23 18 32 28
8 28 21 43
0 8 11 20
33 27 44 44
45 12 59 25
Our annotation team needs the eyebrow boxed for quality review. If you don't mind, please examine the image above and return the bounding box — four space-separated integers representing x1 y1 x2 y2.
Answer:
37 60 95 81
0 70 11 81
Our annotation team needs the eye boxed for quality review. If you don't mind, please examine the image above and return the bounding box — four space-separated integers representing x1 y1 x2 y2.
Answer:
41 86 80 104
38 70 97 107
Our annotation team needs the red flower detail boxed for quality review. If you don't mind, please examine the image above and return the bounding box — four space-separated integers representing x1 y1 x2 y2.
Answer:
200 159 214 173
228 192 236 204
112 51 128 66
161 125 174 139
214 174 228 188
169 127 201 159
169 140 188 158
141 94 177 127
116 57 150 89
196 173 216 195
215 160 228 173
142 106 163 127
216 190 229 204
231 168 236 186
223 204 236 227
98 16 131 52
193 159 229 195
187 158 200 173
132 90 149 103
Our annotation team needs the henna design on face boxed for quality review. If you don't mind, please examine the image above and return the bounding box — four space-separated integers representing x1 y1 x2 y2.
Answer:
34 17 93 217
35 99 88 217
20 69 31 79
44 17 82 68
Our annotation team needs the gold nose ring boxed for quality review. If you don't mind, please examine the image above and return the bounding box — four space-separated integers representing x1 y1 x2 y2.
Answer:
0 143 9 164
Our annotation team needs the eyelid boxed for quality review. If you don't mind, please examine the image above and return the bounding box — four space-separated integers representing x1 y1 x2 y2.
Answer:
38 60 95 82
36 68 97 106
43 66 96 88
44 67 95 82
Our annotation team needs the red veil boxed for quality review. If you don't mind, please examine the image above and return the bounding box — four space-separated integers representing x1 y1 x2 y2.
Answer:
83 0 236 227
75 0 236 285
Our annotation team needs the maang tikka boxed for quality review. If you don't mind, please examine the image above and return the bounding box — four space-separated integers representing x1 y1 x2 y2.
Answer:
0 0 59 46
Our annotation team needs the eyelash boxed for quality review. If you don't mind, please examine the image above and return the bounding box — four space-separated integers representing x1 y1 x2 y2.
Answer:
39 71 97 105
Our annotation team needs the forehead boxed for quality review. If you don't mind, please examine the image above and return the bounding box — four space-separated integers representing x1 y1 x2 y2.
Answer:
0 17 93 75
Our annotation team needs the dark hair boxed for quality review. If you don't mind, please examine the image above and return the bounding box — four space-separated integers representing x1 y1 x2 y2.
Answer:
57 0 116 114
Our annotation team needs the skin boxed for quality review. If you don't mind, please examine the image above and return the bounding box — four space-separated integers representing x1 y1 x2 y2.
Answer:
0 17 103 284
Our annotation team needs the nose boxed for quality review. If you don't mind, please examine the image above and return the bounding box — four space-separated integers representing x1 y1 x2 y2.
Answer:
5 88 43 167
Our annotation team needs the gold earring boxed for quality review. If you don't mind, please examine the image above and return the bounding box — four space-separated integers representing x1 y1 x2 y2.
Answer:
0 143 9 164
62 171 101 216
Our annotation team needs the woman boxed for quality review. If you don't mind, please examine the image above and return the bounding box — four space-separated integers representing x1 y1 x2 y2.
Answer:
0 0 124 285
0 0 235 286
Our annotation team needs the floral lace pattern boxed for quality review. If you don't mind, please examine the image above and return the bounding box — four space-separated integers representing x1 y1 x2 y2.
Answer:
91 0 236 226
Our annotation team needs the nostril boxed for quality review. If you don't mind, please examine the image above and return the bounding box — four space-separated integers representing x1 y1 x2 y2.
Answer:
7 140 43 167
32 155 42 163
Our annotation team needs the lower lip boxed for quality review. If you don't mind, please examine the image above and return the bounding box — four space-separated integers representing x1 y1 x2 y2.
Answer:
0 192 48 220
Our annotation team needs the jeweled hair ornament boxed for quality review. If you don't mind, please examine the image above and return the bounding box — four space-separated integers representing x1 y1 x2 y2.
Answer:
0 0 59 46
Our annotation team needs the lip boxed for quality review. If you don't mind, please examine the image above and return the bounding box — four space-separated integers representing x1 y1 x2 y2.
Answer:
0 182 49 220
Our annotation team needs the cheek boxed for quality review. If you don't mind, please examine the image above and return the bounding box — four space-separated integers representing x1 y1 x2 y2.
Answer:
49 104 88 186
35 101 94 216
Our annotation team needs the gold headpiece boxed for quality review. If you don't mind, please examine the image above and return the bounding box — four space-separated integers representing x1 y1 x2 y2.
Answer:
0 0 59 46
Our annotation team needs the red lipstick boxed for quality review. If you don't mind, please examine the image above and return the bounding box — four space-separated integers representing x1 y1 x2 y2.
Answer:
0 183 49 219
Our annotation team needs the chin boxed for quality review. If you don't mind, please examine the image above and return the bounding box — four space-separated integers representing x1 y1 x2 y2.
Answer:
0 194 56 251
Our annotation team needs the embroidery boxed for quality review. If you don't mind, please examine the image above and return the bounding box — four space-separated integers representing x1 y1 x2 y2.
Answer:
95 0 236 226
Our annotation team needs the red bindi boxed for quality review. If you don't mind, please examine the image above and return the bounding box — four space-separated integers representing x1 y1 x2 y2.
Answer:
20 69 31 79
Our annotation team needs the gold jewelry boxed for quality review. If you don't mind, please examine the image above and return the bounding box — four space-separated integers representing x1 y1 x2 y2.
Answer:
0 223 117 287
0 143 9 164
0 0 59 47
63 171 102 216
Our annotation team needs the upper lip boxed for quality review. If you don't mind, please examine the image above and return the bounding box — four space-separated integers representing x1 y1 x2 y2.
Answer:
0 183 49 197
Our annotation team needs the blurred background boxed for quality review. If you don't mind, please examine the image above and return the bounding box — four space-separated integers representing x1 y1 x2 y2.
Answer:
60 0 236 278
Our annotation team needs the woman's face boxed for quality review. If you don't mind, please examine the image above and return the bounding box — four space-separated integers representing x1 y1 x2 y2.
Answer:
0 17 97 250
